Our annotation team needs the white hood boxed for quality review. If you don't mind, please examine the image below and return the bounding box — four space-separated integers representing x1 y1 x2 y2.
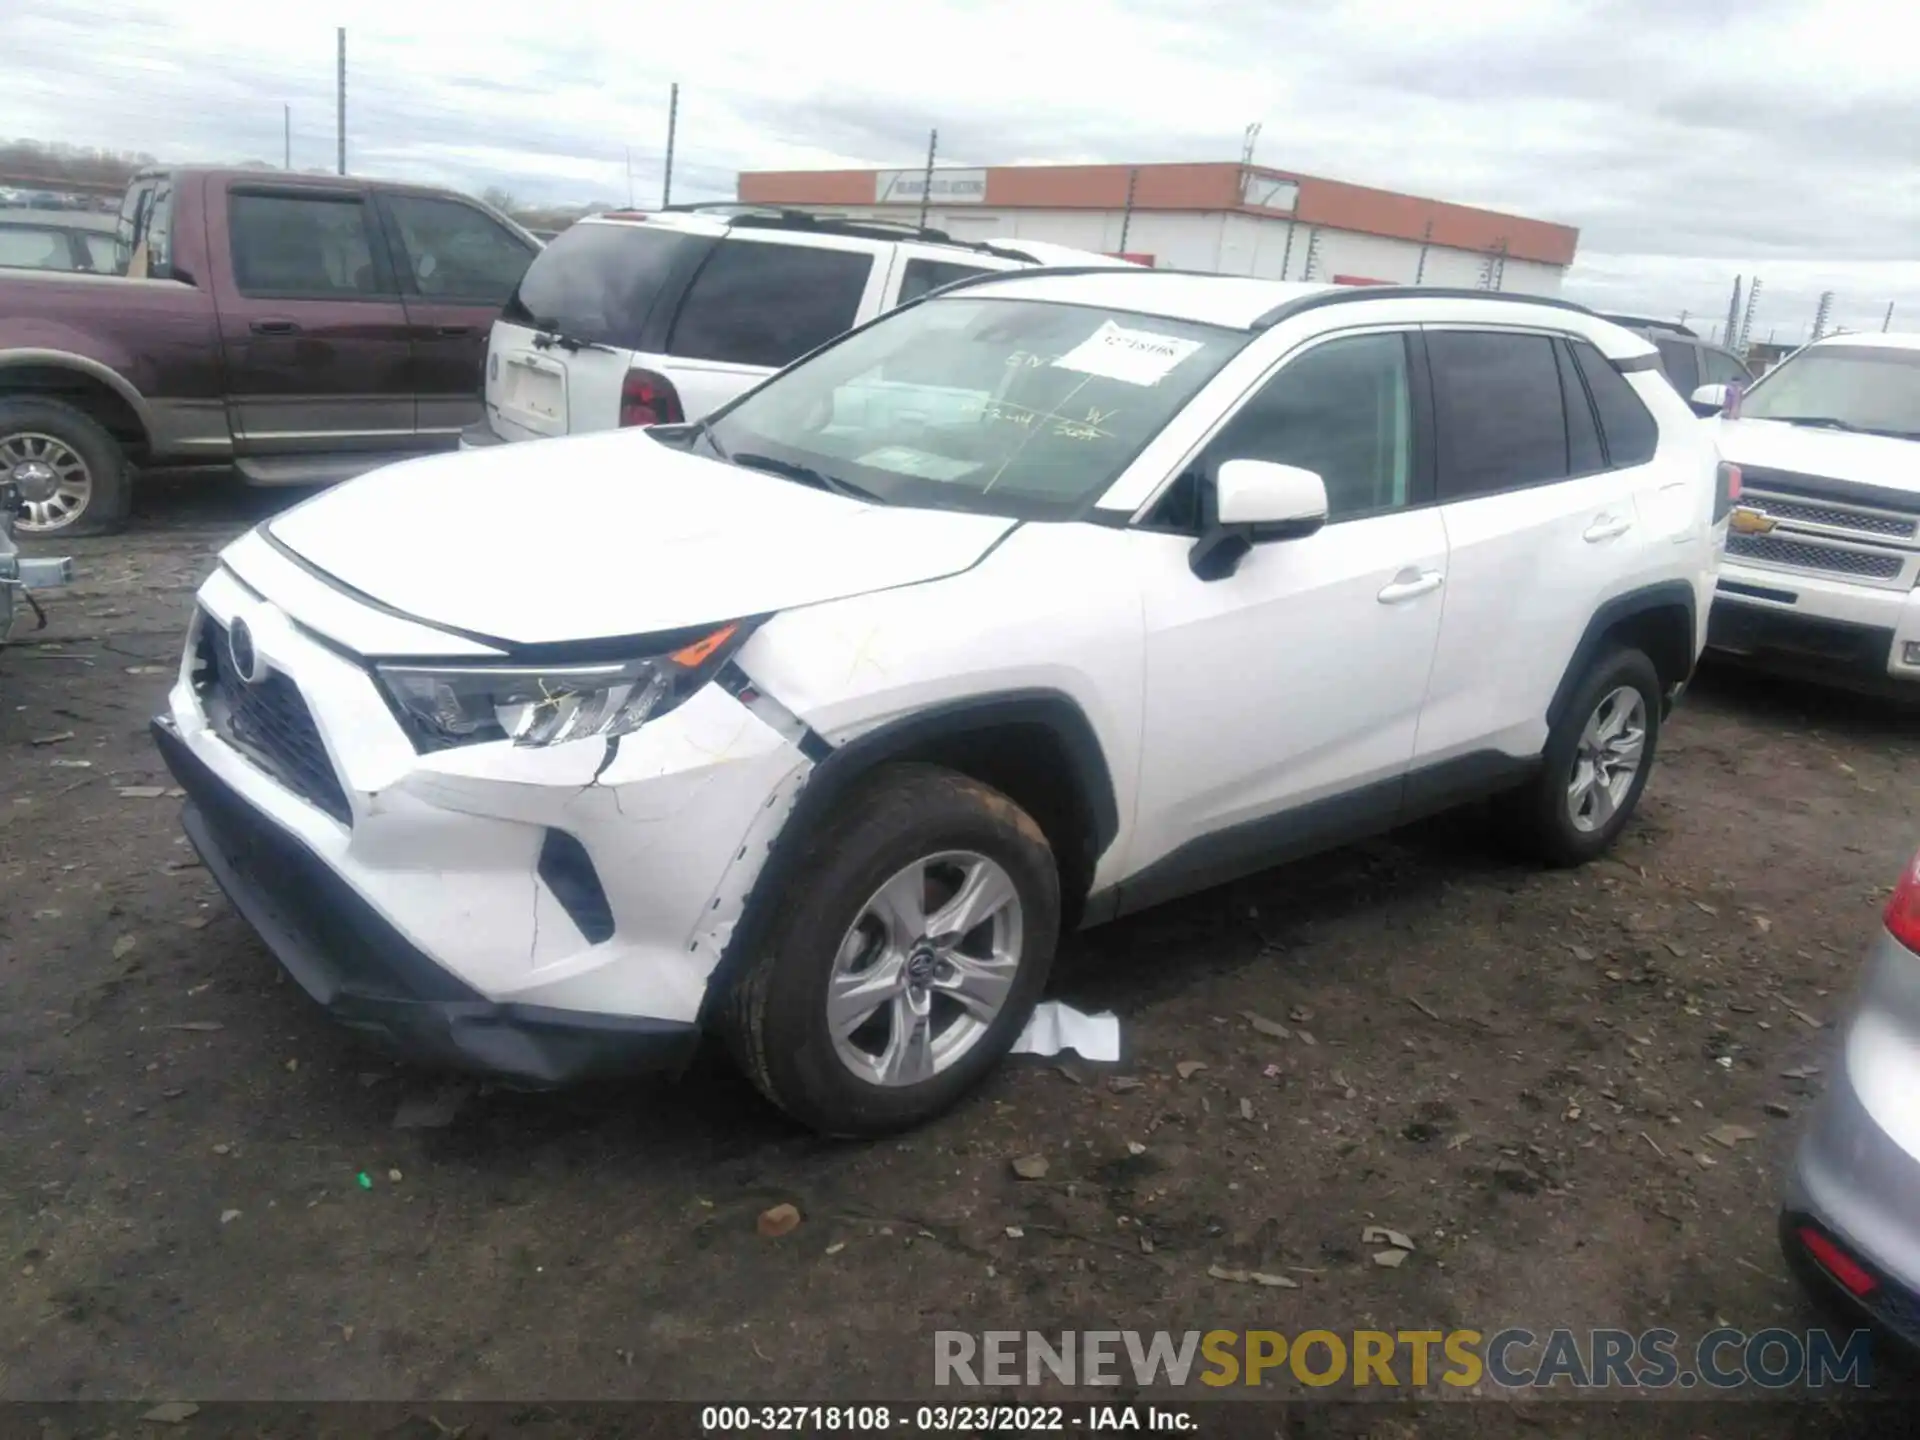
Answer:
264 429 1016 647
1713 417 1920 496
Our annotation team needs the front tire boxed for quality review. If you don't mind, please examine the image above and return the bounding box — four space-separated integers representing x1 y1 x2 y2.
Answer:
1497 646 1662 867
0 396 132 537
724 764 1060 1136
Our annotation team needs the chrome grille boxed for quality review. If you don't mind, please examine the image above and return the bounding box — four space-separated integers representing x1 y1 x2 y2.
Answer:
192 616 352 825
1747 495 1917 540
1725 532 1906 580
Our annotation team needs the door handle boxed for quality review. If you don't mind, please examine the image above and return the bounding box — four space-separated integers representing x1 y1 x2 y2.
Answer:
1377 568 1444 604
249 319 300 335
436 325 475 337
1584 514 1633 543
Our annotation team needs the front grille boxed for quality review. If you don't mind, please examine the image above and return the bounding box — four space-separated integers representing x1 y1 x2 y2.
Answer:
193 616 352 825
1726 532 1906 580
1746 494 1917 540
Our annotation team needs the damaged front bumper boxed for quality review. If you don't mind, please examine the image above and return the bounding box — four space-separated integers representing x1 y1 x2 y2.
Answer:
153 557 816 1086
155 715 701 1084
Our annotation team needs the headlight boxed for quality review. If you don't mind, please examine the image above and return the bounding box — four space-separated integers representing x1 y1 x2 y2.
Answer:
377 622 746 751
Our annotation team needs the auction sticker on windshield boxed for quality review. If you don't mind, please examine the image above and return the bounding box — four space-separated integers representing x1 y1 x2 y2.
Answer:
1052 321 1204 387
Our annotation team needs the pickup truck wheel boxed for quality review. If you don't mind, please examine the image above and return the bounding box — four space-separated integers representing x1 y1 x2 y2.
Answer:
724 763 1060 1137
1496 646 1662 867
0 397 132 537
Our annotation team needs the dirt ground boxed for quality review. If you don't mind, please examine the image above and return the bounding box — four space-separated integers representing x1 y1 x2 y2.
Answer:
2 477 1916 1432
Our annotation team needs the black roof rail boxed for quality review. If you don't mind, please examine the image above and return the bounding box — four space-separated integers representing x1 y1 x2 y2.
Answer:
649 201 1036 261
1250 285 1602 331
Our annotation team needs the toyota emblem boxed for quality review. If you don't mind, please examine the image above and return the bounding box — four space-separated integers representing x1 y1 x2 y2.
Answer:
227 616 264 685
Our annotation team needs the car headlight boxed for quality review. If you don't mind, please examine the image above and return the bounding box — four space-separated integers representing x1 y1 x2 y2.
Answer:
377 622 746 752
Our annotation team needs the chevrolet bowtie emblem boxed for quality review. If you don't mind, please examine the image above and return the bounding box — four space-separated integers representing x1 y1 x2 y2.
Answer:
1729 506 1778 536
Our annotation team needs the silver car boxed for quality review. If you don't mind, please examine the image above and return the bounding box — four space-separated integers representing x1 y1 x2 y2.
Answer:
1782 844 1920 1351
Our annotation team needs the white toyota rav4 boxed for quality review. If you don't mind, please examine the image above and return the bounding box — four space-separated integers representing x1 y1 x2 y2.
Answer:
155 271 1729 1135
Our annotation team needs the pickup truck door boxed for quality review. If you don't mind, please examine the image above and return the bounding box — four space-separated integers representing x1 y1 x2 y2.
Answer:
210 182 414 456
373 192 538 443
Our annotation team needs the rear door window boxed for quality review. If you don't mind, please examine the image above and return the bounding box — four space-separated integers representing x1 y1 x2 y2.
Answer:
229 192 391 298
501 221 704 349
1427 330 1570 500
667 239 874 368
1554 339 1605 475
382 194 534 304
1653 336 1700 394
1571 341 1659 467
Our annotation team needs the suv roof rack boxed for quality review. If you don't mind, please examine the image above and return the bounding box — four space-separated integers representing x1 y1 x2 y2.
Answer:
644 202 1035 262
916 270 1607 333
1598 312 1699 339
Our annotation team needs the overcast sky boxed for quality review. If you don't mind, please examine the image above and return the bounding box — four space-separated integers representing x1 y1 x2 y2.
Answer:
4 0 1916 341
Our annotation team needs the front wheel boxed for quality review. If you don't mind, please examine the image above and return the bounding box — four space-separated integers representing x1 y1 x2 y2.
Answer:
1496 646 1662 867
724 764 1060 1136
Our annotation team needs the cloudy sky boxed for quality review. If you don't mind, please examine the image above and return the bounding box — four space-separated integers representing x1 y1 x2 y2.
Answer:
4 0 1916 341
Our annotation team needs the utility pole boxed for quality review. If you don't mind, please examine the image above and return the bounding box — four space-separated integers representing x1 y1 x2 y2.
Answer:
1301 228 1323 282
1240 122 1262 167
335 28 346 176
1811 290 1834 343
1738 277 1763 353
1278 219 1297 281
283 104 291 170
661 83 679 206
917 128 938 230
1414 217 1433 285
1723 276 1744 353
1885 300 1896 333
1117 166 1138 255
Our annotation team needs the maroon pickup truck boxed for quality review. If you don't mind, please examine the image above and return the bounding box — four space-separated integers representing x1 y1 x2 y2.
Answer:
0 168 539 535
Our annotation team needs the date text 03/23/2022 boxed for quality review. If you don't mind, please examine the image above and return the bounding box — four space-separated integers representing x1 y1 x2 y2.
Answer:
700 1405 1194 1432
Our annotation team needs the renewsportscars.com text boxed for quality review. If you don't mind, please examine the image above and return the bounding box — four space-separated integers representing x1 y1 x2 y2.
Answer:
934 1327 1874 1390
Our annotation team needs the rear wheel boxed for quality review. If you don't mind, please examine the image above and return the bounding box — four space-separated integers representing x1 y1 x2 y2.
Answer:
0 396 132 537
1496 646 1662 867
724 764 1059 1136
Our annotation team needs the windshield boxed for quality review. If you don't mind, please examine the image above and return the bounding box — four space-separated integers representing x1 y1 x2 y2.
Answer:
704 296 1248 520
1739 344 1920 438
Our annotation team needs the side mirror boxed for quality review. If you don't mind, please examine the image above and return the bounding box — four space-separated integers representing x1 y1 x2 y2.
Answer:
1189 459 1329 580
1689 383 1731 418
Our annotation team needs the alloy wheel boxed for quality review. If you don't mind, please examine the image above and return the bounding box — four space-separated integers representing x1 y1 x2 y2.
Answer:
3 432 93 533
825 850 1024 1087
1567 685 1647 833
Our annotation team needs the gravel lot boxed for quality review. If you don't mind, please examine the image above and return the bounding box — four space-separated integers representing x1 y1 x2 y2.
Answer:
2 477 1915 1433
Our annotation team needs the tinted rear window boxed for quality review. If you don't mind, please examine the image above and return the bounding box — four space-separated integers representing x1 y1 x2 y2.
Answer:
1654 336 1699 394
1571 340 1658 467
502 222 704 348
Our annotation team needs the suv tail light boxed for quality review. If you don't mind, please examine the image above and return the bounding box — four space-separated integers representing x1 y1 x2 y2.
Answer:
619 368 684 429
1713 462 1742 522
1796 1224 1878 1298
1885 846 1920 952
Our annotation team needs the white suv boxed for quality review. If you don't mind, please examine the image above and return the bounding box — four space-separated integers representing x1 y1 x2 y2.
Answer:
460 205 1123 446
1693 332 1920 694
155 272 1727 1135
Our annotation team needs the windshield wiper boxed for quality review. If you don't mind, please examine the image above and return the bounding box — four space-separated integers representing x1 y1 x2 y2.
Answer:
1765 415 1920 440
526 316 616 355
731 452 879 502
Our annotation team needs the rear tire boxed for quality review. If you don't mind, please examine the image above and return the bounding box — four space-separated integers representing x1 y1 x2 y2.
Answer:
724 764 1060 1137
0 396 132 537
1496 646 1662 867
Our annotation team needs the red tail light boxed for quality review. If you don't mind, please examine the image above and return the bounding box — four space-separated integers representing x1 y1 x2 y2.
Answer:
619 368 684 428
1798 1225 1879 1298
1885 846 1920 952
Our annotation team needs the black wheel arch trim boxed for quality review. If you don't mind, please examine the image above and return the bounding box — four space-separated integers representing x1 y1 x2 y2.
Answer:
698 687 1120 1023
1547 580 1697 730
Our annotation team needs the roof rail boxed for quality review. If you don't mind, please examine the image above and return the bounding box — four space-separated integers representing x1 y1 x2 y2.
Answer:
1249 284 1601 331
651 202 1035 261
1597 312 1699 339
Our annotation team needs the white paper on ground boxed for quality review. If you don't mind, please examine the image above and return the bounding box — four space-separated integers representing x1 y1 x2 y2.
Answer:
1050 321 1203 387
1011 1001 1122 1062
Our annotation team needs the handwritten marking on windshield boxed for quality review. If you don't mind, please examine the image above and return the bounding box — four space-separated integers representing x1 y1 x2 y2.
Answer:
982 400 1118 441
